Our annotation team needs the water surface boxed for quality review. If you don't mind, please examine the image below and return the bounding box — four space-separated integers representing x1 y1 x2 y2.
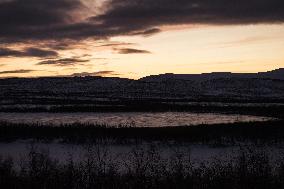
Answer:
0 112 272 127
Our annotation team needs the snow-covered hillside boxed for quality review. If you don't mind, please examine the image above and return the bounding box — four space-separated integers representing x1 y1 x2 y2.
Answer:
0 69 284 108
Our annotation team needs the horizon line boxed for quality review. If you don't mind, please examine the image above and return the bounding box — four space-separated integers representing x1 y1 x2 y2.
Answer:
0 68 283 80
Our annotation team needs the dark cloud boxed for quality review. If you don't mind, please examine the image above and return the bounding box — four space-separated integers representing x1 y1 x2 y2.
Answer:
0 48 20 57
0 0 284 43
102 0 284 25
0 47 58 58
115 48 151 54
37 58 89 66
24 48 58 58
98 42 136 47
93 0 284 37
132 28 162 37
0 0 83 42
0 0 81 26
0 69 35 75
71 71 120 77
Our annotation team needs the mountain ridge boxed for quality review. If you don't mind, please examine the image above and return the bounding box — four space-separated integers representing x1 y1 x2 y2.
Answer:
0 68 283 108
0 68 283 81
140 68 284 81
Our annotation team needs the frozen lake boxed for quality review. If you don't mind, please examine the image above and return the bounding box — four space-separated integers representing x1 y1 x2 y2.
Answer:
0 112 273 127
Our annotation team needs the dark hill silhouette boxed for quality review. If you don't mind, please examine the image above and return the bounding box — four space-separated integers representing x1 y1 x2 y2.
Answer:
0 68 284 112
140 68 284 81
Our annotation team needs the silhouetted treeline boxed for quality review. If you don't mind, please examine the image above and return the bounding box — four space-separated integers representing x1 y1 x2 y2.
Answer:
0 145 284 189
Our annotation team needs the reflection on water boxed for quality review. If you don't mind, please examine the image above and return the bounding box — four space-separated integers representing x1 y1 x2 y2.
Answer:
0 112 272 127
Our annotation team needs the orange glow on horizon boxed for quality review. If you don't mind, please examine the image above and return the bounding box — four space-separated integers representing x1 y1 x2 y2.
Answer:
1 24 284 79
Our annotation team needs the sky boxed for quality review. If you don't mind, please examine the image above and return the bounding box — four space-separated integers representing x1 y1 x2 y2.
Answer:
0 0 284 79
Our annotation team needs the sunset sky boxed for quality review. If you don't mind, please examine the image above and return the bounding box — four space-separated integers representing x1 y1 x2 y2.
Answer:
0 0 284 79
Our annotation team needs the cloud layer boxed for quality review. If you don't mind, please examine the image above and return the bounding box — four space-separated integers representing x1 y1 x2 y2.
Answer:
0 47 58 58
0 0 283 43
0 69 35 75
37 58 89 66
115 48 151 54
0 0 283 72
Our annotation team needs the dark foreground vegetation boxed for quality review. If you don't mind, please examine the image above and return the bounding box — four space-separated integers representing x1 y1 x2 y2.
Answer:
0 120 284 144
1 145 284 189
